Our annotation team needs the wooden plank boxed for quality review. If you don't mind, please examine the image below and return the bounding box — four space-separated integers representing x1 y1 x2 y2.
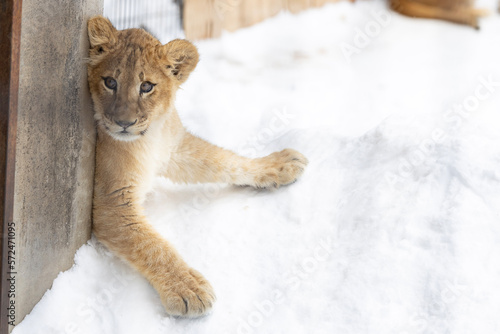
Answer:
0 0 22 333
184 0 341 40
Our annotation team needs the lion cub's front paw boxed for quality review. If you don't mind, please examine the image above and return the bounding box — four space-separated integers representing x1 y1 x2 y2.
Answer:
159 268 216 318
254 148 308 188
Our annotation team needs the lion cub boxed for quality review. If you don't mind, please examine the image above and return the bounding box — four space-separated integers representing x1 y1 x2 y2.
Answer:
87 16 308 317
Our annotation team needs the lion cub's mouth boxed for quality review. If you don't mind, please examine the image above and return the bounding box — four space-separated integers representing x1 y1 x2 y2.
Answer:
110 129 141 142
103 123 148 142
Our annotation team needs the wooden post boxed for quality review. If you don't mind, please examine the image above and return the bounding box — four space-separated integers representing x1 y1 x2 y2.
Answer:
0 0 22 333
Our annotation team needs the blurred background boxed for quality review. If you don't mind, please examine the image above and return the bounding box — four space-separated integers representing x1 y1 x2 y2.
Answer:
103 0 499 42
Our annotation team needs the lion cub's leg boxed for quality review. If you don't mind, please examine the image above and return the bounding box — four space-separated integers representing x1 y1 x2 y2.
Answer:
93 194 215 317
165 133 308 188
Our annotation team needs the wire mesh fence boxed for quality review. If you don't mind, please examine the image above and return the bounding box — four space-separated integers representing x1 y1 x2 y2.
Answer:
103 0 184 43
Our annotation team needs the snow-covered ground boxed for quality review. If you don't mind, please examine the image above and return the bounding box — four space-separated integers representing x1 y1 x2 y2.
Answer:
13 1 500 333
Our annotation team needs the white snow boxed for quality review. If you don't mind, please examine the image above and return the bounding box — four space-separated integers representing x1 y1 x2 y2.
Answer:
13 1 500 333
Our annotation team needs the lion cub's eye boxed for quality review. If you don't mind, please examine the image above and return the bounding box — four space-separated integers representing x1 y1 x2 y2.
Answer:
103 77 117 90
140 81 155 94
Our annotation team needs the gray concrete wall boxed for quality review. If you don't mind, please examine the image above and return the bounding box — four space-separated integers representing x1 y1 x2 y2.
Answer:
12 0 103 328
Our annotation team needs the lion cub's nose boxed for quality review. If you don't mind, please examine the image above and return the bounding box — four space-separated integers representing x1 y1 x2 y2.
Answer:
115 119 138 129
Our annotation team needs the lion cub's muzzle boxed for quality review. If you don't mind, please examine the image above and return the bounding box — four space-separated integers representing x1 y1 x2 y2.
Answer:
103 116 148 142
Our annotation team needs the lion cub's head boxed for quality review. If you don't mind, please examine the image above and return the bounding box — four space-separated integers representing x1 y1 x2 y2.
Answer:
87 16 198 142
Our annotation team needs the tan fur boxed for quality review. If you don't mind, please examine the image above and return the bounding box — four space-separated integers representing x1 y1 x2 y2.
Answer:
87 16 308 317
390 0 487 29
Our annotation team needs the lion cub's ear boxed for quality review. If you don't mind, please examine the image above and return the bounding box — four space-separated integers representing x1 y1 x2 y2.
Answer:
157 39 199 84
88 16 117 52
